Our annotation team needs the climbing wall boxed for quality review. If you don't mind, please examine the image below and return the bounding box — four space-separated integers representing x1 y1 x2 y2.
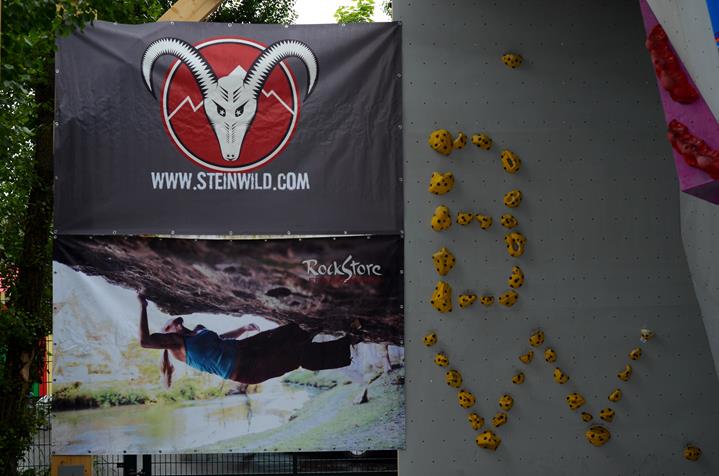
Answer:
681 194 719 376
396 0 719 474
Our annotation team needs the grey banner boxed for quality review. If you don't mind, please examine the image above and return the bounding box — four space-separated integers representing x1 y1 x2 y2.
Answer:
54 22 402 235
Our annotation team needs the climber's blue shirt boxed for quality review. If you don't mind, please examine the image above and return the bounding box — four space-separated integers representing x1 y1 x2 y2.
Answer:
183 329 238 379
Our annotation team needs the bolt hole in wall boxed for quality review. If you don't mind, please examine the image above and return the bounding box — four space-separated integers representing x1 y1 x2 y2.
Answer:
398 0 719 475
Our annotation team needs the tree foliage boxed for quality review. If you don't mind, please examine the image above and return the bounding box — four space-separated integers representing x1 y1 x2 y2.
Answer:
0 1 297 474
210 0 297 24
334 0 375 23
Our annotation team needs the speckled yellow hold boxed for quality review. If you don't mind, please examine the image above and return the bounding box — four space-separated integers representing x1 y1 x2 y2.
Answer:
453 132 468 150
519 350 534 364
428 129 453 156
476 214 493 229
480 295 494 306
458 293 477 309
445 369 463 388
458 389 476 409
432 247 456 276
498 290 519 307
683 445 702 461
505 232 527 258
498 394 514 411
500 149 522 174
428 171 455 195
544 347 557 363
512 372 525 384
553 367 569 384
617 364 632 382
599 408 615 422
471 133 493 150
475 431 501 451
608 388 622 402
456 212 474 226
500 214 519 229
492 411 508 427
529 329 544 347
585 426 611 447
434 352 449 367
468 413 485 431
566 392 586 411
508 265 524 288
501 53 523 69
431 205 452 232
503 189 523 208
430 281 452 313
423 332 438 347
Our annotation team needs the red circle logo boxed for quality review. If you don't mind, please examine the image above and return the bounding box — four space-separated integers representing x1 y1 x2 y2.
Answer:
147 37 314 172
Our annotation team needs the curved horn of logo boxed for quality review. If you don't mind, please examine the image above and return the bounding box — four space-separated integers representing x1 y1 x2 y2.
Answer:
142 38 318 162
244 40 319 100
141 38 218 98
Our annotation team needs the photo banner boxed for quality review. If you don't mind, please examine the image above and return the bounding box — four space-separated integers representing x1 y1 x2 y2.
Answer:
52 235 404 454
54 22 402 235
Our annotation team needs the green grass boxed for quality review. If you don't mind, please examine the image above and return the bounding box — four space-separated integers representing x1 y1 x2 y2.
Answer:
53 377 227 410
282 369 338 389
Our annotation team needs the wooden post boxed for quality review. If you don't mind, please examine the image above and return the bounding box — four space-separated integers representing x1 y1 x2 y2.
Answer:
158 0 224 22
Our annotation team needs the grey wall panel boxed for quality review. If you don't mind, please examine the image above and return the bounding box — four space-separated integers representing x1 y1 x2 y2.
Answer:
681 193 719 377
397 1 719 475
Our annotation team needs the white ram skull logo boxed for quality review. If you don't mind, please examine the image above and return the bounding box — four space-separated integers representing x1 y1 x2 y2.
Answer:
142 38 318 161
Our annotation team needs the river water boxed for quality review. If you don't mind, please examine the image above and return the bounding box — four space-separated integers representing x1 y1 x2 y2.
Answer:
52 380 317 453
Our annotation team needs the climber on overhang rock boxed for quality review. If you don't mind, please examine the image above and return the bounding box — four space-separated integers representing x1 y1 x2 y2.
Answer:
137 293 352 387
